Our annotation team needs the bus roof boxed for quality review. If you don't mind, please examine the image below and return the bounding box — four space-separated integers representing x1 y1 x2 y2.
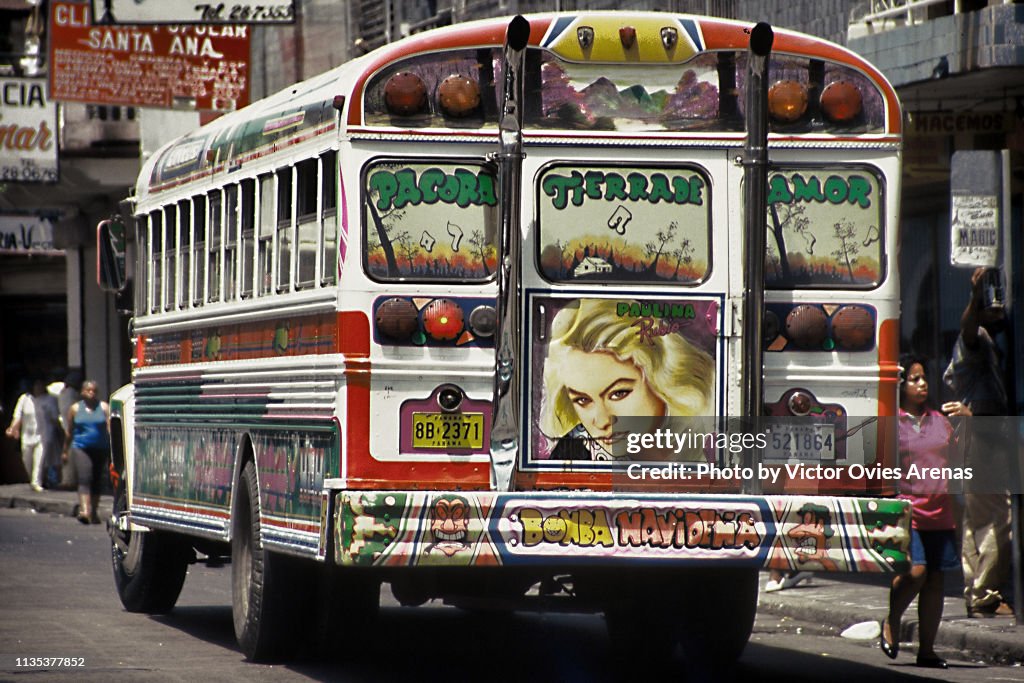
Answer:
138 12 901 203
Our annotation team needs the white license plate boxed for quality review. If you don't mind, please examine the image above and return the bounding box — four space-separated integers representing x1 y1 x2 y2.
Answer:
764 424 835 460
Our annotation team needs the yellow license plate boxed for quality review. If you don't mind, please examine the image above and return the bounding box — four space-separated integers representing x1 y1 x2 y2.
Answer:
412 412 484 449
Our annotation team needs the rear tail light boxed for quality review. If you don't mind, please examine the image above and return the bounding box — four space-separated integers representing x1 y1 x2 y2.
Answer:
468 304 497 337
785 305 828 349
422 298 464 341
830 305 873 350
375 297 419 341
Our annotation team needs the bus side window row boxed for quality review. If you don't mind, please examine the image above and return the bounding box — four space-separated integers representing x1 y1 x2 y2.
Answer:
139 150 339 315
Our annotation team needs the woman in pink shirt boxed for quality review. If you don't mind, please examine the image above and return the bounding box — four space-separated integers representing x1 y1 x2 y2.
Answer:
881 353 969 669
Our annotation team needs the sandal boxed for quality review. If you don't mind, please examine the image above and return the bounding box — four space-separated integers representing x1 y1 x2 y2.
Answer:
915 656 948 669
879 619 898 660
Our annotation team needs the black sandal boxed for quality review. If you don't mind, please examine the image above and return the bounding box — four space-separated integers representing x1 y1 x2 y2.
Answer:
880 619 898 659
915 656 948 669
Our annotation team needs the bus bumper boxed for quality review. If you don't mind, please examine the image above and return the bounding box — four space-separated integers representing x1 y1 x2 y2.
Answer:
333 491 910 573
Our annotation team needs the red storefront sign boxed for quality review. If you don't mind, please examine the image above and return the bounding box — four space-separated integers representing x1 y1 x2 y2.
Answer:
48 1 250 111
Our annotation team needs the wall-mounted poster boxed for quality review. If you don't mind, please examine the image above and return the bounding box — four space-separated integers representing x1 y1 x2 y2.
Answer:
0 77 58 184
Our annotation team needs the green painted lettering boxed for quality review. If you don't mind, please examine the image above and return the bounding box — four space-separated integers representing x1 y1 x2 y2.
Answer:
791 174 824 203
688 176 705 205
478 173 497 206
543 173 581 210
455 168 479 207
604 172 628 201
767 175 793 204
437 172 460 202
369 170 398 210
846 175 872 208
824 175 848 204
584 171 605 200
672 176 691 203
393 169 422 209
627 173 649 200
419 168 446 203
649 173 673 203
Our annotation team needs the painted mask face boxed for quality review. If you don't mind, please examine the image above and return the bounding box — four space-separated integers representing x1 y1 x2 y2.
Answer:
428 495 470 557
787 507 837 570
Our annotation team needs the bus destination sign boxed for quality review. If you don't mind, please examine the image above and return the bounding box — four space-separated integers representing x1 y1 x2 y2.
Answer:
89 0 294 25
49 1 250 112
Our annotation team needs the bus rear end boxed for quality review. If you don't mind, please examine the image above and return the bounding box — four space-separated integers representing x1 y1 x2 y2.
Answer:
333 12 911 660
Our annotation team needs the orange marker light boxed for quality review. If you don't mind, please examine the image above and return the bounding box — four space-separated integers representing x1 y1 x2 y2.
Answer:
619 26 637 49
384 72 428 116
820 81 863 124
768 80 808 123
438 75 481 118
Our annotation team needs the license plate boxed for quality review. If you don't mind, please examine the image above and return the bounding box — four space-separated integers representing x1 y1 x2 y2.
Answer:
764 423 835 460
412 412 484 449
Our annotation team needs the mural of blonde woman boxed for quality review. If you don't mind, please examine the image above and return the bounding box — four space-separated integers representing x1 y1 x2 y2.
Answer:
539 298 715 461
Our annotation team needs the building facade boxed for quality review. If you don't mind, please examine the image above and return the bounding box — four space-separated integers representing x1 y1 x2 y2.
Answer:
1 0 1020 482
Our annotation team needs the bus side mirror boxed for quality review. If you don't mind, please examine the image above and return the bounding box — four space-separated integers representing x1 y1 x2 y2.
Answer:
97 218 127 292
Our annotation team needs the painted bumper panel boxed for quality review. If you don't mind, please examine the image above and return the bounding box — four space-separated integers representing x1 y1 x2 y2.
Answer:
334 491 909 573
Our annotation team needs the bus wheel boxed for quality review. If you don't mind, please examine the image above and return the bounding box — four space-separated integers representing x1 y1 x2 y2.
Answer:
231 460 308 662
677 567 759 663
110 489 192 614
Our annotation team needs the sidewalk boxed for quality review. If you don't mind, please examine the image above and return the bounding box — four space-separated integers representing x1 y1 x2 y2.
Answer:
1 482 1021 665
0 482 111 520
758 571 1024 666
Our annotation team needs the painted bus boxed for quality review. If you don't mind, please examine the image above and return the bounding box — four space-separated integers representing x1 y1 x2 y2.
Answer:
98 12 911 663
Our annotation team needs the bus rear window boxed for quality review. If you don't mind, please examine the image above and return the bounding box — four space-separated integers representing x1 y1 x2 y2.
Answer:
765 167 884 288
363 160 497 282
537 164 710 285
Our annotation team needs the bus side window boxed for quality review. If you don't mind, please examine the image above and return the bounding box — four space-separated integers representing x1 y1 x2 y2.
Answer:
208 189 223 303
321 150 338 286
258 173 274 296
136 214 148 315
296 158 318 289
193 194 207 306
164 204 177 312
178 199 191 308
150 211 163 314
240 178 256 298
276 166 293 293
225 184 239 301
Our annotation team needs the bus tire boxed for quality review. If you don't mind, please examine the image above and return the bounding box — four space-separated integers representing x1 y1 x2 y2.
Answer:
231 460 307 662
677 567 758 663
111 490 191 614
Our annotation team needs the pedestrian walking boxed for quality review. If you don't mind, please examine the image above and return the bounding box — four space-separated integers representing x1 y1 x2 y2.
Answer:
943 267 1014 618
4 379 59 492
63 380 111 524
55 370 82 490
881 353 968 669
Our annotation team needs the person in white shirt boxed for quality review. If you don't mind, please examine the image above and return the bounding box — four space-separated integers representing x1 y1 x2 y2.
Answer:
5 379 56 492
